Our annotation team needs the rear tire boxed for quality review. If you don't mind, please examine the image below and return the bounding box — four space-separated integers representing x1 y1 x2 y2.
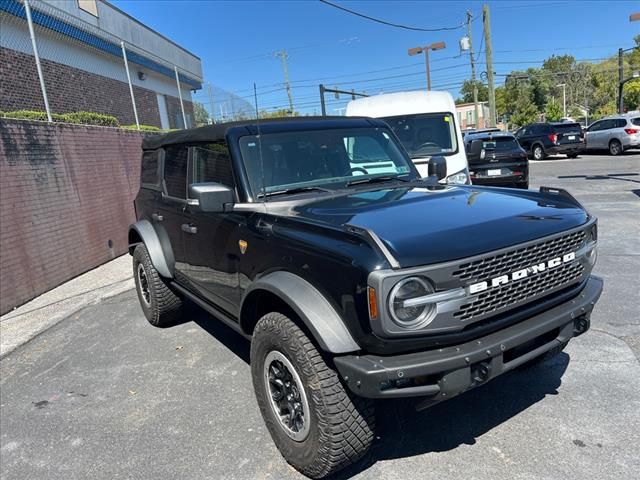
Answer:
251 312 375 479
132 244 183 327
532 144 545 160
567 153 579 159
609 139 622 156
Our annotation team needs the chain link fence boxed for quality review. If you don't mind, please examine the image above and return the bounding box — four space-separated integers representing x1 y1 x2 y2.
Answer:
0 0 206 130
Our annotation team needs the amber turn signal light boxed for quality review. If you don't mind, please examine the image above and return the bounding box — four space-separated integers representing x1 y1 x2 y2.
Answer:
368 287 378 320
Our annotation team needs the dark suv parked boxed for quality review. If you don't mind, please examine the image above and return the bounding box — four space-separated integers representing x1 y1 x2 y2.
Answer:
129 117 602 478
515 122 585 160
464 131 529 188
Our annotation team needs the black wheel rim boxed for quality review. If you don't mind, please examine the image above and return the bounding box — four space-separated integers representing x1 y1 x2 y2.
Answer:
263 351 310 442
136 263 151 306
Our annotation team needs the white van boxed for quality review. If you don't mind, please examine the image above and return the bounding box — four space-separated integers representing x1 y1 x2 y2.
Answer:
346 90 469 184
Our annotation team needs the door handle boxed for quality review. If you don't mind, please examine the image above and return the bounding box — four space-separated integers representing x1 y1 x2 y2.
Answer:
152 213 163 222
181 223 198 234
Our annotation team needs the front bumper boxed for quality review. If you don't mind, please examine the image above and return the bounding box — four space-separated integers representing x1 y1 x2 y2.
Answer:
334 275 603 406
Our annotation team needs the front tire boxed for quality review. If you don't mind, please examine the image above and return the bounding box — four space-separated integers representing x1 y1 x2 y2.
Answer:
132 244 183 327
532 144 545 160
251 312 375 478
609 139 622 156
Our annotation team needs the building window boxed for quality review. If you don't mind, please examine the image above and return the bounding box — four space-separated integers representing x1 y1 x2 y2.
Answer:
78 0 99 17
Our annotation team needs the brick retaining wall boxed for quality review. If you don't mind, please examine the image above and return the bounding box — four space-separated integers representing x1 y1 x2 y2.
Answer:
0 118 145 314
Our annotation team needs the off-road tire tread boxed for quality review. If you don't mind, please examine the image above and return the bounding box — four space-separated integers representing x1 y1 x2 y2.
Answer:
132 244 182 327
251 313 375 479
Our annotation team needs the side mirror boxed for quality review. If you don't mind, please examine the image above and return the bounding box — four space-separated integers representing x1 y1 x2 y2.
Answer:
188 183 234 213
428 155 447 181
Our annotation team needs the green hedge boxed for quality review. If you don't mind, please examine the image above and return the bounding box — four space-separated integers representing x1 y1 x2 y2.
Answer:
2 110 119 128
121 124 162 132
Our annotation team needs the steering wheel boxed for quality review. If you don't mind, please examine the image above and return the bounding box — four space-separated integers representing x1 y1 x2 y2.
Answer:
343 166 369 176
415 142 440 150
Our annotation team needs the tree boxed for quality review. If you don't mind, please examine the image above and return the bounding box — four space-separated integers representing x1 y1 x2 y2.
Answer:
510 84 540 127
544 97 563 122
456 80 488 104
193 101 209 126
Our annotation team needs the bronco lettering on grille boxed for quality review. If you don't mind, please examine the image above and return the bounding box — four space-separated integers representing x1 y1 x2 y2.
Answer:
467 252 576 295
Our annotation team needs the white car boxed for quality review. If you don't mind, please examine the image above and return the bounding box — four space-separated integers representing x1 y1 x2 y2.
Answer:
346 91 470 184
585 113 640 155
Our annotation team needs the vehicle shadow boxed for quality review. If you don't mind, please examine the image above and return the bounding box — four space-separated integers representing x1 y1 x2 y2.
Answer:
182 301 570 480
557 172 640 184
185 302 251 364
332 353 570 479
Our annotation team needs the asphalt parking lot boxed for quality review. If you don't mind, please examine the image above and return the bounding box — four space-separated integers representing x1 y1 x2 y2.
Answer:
1 152 639 480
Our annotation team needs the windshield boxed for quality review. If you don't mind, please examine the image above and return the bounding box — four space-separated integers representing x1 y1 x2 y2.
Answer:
380 112 458 158
238 127 415 197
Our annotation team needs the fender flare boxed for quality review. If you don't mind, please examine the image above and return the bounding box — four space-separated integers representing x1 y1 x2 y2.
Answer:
128 220 174 278
241 271 360 354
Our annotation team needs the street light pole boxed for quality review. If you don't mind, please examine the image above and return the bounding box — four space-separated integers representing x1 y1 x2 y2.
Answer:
557 83 566 118
408 42 446 91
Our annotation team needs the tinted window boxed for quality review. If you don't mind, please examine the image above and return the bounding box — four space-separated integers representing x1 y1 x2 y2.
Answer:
632 118 640 126
588 121 603 132
163 145 188 198
381 113 458 157
530 125 544 135
615 119 627 128
140 150 160 185
553 123 582 134
600 120 616 130
481 136 520 151
192 143 235 188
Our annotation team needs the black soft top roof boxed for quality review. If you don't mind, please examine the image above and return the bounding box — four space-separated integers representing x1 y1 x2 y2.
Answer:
142 116 385 150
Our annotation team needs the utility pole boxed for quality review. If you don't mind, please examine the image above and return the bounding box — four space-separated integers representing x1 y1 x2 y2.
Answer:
276 50 294 113
467 10 479 127
483 4 496 127
557 83 567 117
618 48 624 114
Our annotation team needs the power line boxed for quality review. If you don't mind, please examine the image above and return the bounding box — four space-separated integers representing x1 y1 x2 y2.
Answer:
319 0 465 31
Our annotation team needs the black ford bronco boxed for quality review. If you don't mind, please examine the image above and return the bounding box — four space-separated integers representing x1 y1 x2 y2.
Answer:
128 117 602 478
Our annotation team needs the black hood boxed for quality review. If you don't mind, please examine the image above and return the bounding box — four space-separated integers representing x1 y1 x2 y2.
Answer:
276 185 590 268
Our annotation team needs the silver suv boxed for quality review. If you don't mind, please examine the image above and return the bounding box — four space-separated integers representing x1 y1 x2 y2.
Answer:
585 113 640 155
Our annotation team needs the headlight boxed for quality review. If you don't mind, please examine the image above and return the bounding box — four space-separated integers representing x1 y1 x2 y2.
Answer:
446 168 470 185
388 277 436 329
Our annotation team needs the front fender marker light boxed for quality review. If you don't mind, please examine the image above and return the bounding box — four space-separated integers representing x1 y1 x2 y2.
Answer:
368 287 378 320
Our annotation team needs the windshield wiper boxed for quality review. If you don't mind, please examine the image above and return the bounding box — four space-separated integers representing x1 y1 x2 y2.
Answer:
346 174 411 187
257 185 333 198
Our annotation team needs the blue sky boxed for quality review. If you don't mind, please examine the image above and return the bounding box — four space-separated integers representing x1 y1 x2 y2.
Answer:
112 0 639 116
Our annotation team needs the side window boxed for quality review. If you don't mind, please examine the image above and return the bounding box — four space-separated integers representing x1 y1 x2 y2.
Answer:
588 121 601 132
140 150 160 186
191 143 235 188
615 119 627 128
163 145 188 199
600 120 614 131
632 118 640 126
347 136 389 164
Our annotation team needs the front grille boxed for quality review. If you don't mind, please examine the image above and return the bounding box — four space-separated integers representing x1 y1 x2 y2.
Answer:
452 230 587 321
454 262 584 321
452 230 586 281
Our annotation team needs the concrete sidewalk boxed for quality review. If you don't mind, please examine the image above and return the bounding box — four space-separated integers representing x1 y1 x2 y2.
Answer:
0 255 134 358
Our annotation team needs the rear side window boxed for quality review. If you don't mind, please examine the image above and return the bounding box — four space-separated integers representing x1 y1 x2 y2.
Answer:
191 143 235 188
632 118 640 126
163 145 188 199
615 119 627 128
140 150 160 186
